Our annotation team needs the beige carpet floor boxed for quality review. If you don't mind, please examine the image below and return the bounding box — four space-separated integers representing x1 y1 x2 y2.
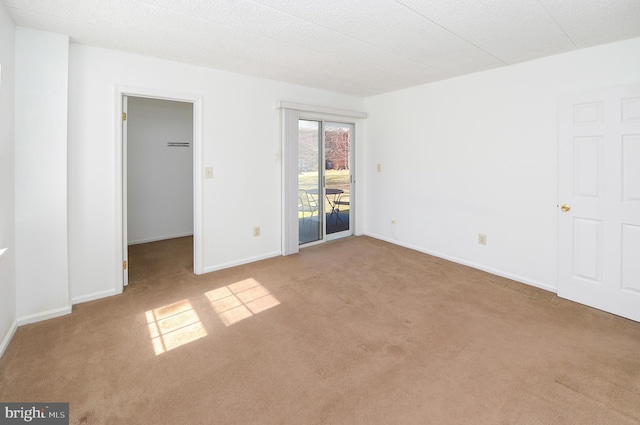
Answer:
1 236 639 424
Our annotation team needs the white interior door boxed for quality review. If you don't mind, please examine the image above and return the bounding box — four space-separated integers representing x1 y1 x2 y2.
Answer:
122 95 129 286
558 85 640 322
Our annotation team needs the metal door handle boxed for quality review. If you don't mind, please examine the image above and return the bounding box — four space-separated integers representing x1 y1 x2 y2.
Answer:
561 204 571 212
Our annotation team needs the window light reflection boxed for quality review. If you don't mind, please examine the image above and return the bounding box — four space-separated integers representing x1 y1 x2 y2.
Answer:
145 299 207 355
205 278 280 326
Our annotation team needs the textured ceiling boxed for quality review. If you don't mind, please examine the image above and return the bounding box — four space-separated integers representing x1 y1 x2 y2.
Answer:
3 0 640 96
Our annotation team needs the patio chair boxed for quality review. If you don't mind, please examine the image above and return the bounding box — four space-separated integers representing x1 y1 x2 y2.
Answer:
334 193 349 223
298 189 319 223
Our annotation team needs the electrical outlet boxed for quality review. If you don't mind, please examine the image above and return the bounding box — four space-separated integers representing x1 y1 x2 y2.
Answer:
253 226 260 237
478 234 487 245
377 163 382 172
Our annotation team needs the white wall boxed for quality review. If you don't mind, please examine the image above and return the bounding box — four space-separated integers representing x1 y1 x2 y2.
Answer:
14 28 71 321
127 97 194 244
0 3 16 355
363 37 640 291
67 44 364 302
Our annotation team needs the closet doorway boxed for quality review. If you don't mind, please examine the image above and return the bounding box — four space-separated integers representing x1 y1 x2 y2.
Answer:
122 95 194 286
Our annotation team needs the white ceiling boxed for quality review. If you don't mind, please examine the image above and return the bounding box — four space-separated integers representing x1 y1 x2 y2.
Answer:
3 0 640 96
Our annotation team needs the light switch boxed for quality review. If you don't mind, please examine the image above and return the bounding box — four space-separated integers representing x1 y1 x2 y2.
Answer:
377 164 382 172
205 167 213 179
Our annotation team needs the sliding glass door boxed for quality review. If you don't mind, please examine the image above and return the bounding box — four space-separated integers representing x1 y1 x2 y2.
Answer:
298 120 323 244
298 119 354 246
325 122 352 239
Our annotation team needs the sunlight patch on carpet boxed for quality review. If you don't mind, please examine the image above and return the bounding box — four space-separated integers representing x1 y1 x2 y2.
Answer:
205 278 280 326
145 299 208 355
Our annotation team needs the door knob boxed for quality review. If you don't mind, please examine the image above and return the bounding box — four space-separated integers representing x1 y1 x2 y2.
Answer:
561 204 571 212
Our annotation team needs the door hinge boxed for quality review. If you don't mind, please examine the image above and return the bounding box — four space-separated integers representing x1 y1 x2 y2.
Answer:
123 260 127 270
122 112 127 121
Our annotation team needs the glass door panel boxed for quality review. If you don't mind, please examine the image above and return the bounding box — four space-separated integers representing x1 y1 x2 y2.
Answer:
325 122 353 237
298 120 323 245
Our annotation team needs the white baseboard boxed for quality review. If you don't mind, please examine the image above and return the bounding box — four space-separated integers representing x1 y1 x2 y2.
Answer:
363 232 557 293
0 319 18 359
71 288 118 305
201 250 282 274
16 305 72 327
128 232 194 245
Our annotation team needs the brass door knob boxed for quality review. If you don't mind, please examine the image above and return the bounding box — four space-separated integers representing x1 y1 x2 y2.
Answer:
561 204 571 212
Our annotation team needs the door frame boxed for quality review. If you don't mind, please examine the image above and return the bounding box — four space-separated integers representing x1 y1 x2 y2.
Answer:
278 101 366 256
114 86 204 294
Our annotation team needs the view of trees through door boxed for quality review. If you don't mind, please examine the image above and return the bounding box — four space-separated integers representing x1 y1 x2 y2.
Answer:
298 120 353 245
